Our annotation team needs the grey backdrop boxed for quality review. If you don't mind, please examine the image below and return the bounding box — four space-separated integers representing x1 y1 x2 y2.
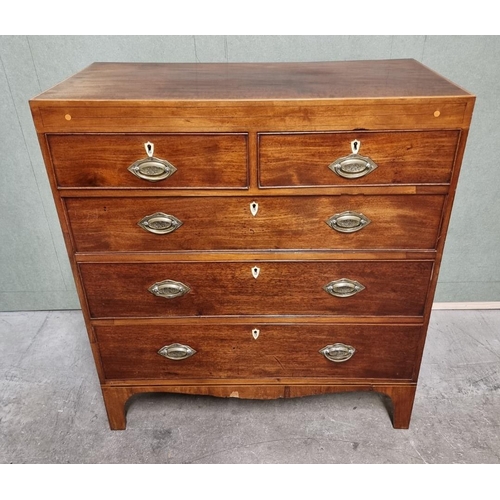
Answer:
0 35 498 311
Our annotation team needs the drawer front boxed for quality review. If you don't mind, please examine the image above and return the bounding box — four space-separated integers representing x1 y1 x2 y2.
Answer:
95 323 421 380
48 134 248 188
80 260 433 318
67 194 445 252
259 130 459 187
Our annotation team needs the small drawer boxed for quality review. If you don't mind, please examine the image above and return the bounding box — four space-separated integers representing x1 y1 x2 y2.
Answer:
48 133 248 188
258 130 459 187
95 323 422 381
66 194 445 252
79 260 433 319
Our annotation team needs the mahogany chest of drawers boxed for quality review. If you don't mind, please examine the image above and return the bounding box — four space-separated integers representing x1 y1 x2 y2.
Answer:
30 60 475 429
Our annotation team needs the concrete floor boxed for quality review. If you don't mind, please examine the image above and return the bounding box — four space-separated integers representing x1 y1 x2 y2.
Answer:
0 309 499 463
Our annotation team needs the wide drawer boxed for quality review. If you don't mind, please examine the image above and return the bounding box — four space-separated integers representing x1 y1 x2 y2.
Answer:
79 260 433 318
67 194 445 252
259 130 459 187
95 323 421 380
47 134 248 188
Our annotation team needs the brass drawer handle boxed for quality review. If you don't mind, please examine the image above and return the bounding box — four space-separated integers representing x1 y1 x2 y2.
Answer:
128 141 177 182
158 343 196 361
319 343 355 363
148 279 190 299
328 139 378 179
326 211 371 233
138 212 183 234
323 278 365 297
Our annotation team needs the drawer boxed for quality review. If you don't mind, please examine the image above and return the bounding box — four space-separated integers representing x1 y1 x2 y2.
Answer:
47 134 248 188
79 260 433 318
67 194 445 252
95 323 422 380
259 130 460 187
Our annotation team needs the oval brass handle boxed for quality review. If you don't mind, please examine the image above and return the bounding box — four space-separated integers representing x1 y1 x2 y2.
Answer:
328 139 378 179
148 279 190 299
319 343 355 363
138 212 183 234
128 142 177 182
326 211 371 233
323 278 365 297
158 343 196 360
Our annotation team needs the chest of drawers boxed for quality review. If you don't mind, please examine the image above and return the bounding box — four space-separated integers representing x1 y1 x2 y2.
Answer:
30 60 474 430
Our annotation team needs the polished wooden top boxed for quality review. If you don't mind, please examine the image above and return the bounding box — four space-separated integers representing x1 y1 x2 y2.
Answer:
32 59 471 102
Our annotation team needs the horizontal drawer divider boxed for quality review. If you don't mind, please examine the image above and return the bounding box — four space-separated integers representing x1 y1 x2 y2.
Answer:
91 317 425 326
58 185 450 197
102 379 417 387
75 251 437 263
90 315 426 324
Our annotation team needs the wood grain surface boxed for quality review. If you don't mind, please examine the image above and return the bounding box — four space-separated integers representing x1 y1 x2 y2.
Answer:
66 194 445 252
32 60 470 101
95 323 421 381
79 260 433 318
259 130 459 187
48 133 248 188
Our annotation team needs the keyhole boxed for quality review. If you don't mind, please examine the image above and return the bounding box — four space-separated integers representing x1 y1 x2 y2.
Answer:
145 141 154 157
250 201 258 217
252 266 260 279
353 141 358 150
